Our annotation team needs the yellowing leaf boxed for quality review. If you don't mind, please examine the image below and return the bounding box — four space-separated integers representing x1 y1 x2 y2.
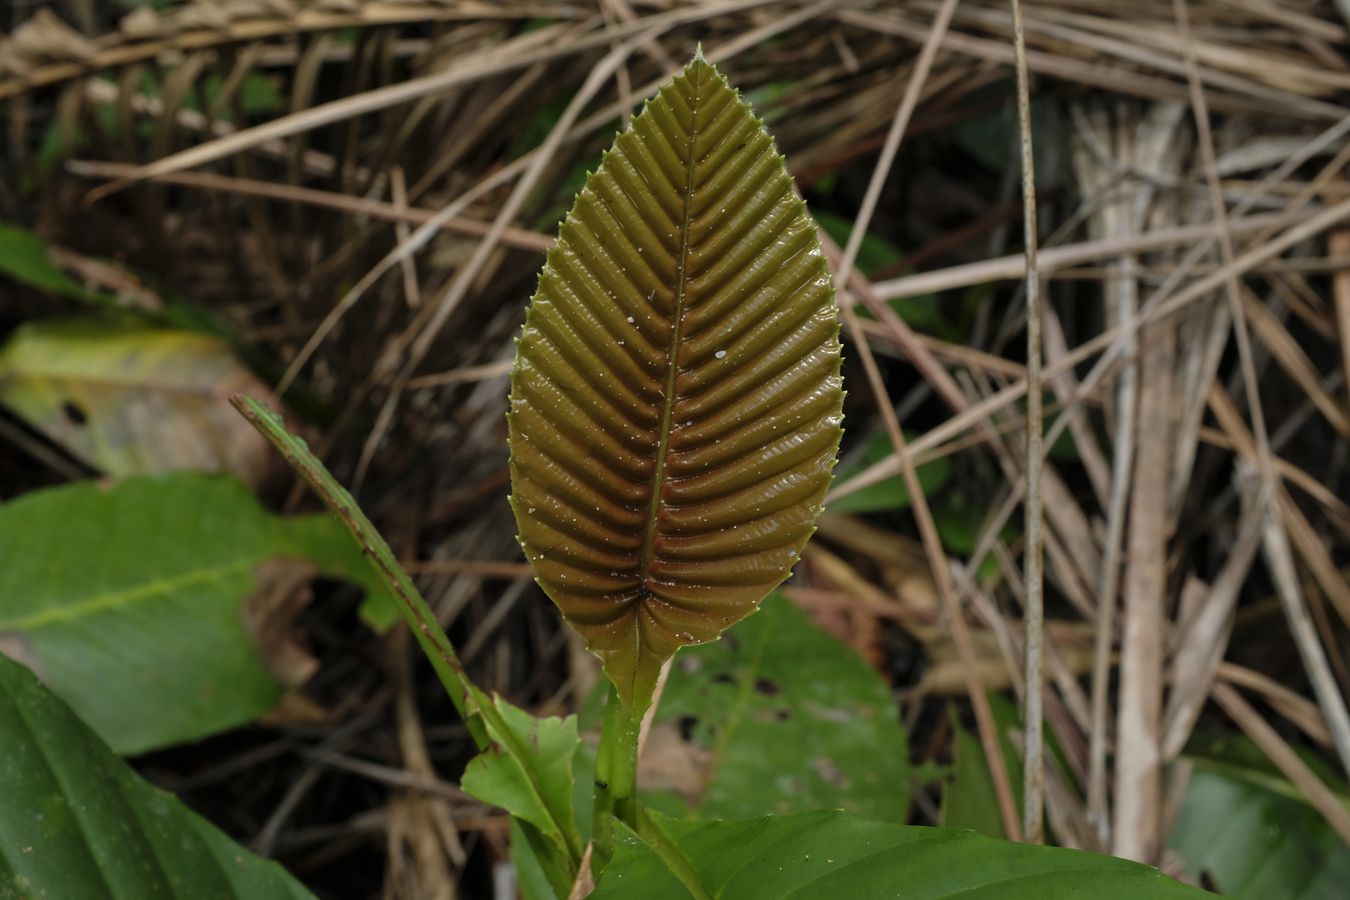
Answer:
0 320 273 487
508 56 844 711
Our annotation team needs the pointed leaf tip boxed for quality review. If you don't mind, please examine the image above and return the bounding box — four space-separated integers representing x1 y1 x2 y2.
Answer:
508 55 843 712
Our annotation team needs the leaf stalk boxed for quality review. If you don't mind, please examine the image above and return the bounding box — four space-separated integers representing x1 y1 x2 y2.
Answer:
591 688 642 871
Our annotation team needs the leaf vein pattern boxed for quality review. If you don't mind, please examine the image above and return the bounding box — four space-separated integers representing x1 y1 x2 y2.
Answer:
3 562 252 631
11 696 148 899
508 58 842 707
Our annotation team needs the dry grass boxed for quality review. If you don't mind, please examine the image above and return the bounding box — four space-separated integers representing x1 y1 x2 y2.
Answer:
3 0 1349 894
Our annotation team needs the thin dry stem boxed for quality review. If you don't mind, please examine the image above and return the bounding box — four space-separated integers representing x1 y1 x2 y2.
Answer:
1009 0 1046 843
1175 0 1350 779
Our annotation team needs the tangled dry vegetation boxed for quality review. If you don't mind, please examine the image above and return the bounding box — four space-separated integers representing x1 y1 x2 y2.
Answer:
2 0 1350 897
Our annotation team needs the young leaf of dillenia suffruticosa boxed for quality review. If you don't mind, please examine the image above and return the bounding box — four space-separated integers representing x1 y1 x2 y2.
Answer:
508 54 844 714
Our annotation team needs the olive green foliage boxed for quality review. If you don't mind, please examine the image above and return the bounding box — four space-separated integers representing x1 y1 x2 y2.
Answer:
507 57 844 712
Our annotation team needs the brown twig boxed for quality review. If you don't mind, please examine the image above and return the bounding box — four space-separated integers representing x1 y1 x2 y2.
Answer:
1009 0 1046 843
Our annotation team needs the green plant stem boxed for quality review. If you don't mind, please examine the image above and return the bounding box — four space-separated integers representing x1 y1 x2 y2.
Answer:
231 394 488 747
592 689 641 871
235 394 583 882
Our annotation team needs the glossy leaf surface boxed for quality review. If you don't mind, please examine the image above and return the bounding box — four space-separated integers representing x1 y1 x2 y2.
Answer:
508 56 843 710
0 653 314 899
591 811 1212 899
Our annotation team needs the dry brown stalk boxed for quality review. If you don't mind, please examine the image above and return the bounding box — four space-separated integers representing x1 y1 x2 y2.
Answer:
1009 0 1047 843
1112 307 1173 864
827 0 1023 841
1333 230 1350 398
832 194 1350 505
67 160 555 252
870 215 1282 301
1212 683 1350 846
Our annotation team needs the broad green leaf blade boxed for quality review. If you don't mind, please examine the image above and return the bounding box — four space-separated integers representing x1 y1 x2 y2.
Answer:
461 696 583 894
0 473 393 753
649 593 908 820
0 653 315 899
508 55 844 710
1170 736 1350 898
591 811 1211 899
0 320 274 487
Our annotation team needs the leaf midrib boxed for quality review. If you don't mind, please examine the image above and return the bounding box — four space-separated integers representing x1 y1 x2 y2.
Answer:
637 63 706 599
1 560 251 631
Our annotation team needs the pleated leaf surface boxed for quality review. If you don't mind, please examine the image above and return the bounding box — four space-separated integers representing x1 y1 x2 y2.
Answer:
508 56 843 710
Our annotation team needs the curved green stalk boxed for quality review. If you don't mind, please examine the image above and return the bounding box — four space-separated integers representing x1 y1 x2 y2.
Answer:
234 395 583 885
592 688 641 871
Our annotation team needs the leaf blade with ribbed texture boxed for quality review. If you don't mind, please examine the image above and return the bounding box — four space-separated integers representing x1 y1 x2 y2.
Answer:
508 56 843 711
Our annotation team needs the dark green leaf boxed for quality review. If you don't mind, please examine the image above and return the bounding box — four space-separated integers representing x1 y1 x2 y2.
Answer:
940 693 1070 840
1170 736 1350 899
508 56 844 711
940 714 1009 838
0 653 314 899
592 810 1211 899
932 495 1005 585
814 210 903 278
650 593 908 820
0 473 393 753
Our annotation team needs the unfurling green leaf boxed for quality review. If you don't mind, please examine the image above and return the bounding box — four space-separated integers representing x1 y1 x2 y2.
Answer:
508 57 844 712
460 696 584 896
